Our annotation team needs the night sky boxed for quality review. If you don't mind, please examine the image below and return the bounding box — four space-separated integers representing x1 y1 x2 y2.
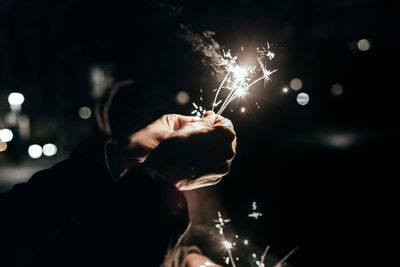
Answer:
1 1 398 266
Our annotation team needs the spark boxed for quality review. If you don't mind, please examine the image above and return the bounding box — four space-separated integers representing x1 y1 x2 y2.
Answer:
223 240 233 249
260 245 270 266
191 102 206 118
248 212 263 219
214 211 231 236
225 257 230 264
214 100 222 107
226 246 237 267
274 247 299 267
249 201 263 219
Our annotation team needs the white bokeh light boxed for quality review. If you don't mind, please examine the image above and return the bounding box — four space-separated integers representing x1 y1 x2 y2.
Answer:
28 144 43 159
357 39 370 51
296 92 309 106
78 107 92 119
0 129 13 142
176 91 190 105
290 78 303 91
43 143 57 157
8 92 25 105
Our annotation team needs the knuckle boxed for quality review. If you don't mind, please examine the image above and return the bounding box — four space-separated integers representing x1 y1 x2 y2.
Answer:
216 161 230 174
161 114 170 120
226 148 236 159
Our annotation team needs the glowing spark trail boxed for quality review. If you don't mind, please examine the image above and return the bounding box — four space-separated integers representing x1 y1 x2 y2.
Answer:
210 45 277 115
248 201 263 219
274 247 299 267
182 26 277 116
191 102 206 118
260 245 270 267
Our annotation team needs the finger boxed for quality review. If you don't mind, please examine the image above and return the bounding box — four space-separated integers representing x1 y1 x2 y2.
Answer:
173 114 199 130
200 110 216 125
215 114 235 130
163 114 198 131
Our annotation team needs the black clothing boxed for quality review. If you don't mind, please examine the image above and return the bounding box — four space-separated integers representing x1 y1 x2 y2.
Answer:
0 143 189 266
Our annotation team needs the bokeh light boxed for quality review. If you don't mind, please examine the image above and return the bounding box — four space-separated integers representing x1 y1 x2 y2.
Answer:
78 107 92 119
331 83 344 96
8 92 25 105
0 141 7 152
43 143 57 157
357 38 371 51
176 91 190 105
296 92 309 106
290 78 303 91
28 144 43 159
0 128 14 142
282 87 289 93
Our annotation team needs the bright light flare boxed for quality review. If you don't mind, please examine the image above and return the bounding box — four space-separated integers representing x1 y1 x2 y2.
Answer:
8 92 25 105
0 129 13 142
43 143 57 157
231 65 248 82
28 144 43 159
211 45 278 115
223 240 233 249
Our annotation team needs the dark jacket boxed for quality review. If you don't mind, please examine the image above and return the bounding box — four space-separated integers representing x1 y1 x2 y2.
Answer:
0 139 189 266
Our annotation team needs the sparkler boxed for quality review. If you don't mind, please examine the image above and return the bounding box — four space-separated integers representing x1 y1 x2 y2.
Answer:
184 27 277 117
210 45 277 115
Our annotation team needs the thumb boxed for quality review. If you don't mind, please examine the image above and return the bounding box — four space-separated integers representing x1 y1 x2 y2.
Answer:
200 111 216 125
165 114 199 131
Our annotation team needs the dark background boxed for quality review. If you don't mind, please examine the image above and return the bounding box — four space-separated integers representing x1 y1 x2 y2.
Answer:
0 1 398 266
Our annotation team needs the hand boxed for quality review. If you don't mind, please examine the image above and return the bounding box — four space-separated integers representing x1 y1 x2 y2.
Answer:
107 114 198 178
184 253 222 267
144 111 237 190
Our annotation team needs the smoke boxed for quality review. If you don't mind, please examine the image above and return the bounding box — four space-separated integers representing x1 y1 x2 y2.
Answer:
179 24 226 77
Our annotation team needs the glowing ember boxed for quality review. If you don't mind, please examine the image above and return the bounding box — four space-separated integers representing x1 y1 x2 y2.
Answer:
223 240 233 249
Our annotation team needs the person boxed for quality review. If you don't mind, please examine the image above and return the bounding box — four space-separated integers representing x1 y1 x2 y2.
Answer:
0 80 236 266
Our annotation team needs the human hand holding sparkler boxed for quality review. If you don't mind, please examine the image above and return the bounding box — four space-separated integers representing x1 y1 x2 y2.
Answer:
106 114 199 178
144 111 236 190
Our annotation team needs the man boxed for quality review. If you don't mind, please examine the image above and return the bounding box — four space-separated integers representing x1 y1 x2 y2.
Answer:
0 80 236 266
